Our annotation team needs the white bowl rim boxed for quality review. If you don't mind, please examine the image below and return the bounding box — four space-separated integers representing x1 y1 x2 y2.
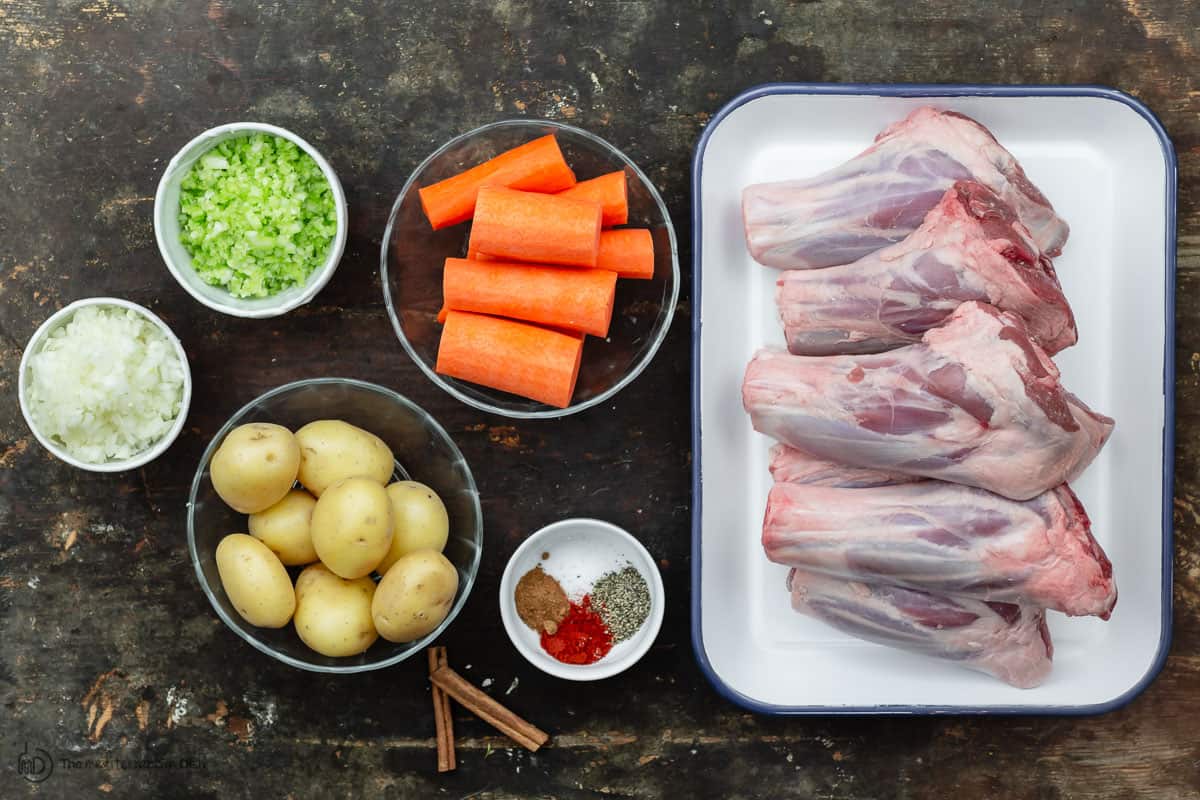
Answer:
186 377 484 673
498 517 665 681
17 296 193 472
153 121 348 319
380 118 681 419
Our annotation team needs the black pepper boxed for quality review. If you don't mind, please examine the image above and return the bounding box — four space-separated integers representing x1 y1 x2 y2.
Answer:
591 565 651 643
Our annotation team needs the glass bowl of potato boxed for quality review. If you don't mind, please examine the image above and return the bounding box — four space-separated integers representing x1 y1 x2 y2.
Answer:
187 378 483 672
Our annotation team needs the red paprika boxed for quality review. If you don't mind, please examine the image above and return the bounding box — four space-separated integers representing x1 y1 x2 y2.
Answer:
539 595 613 665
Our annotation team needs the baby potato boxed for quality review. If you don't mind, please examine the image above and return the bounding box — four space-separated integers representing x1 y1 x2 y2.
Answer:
376 481 450 576
215 534 295 628
295 420 394 497
249 489 318 566
372 550 459 643
293 563 378 657
210 423 301 514
310 477 393 579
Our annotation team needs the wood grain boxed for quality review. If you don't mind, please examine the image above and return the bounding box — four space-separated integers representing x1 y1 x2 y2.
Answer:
0 1 1198 797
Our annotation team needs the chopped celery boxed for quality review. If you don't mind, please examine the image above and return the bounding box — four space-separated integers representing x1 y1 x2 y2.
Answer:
178 133 336 299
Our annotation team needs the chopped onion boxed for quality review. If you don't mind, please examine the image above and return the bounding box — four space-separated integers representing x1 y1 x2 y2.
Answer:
25 306 185 463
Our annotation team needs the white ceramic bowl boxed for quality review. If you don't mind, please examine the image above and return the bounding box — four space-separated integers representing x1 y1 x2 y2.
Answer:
499 518 665 681
18 297 193 472
153 122 348 318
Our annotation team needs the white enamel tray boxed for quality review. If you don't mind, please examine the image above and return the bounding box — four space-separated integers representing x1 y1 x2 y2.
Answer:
691 85 1176 714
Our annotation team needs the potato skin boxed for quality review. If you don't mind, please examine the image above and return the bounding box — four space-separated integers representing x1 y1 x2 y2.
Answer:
376 481 450 575
294 420 394 497
310 477 393 579
215 534 296 628
249 489 318 566
210 423 301 514
372 550 459 643
293 563 378 657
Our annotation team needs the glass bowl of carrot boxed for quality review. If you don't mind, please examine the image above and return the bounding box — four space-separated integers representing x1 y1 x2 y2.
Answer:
381 119 680 419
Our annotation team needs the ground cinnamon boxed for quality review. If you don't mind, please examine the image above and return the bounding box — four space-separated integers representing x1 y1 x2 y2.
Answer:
514 565 569 634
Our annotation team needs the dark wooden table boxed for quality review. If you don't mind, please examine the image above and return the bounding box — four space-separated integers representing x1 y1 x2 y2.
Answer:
2 2 1198 798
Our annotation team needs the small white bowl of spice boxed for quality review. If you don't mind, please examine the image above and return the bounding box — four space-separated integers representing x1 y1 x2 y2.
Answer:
499 518 664 681
154 122 348 318
18 297 192 472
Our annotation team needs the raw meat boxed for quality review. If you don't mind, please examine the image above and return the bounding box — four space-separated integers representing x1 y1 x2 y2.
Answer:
768 443 917 488
764 479 1116 617
743 301 1112 500
787 569 1053 689
743 107 1070 269
777 181 1076 356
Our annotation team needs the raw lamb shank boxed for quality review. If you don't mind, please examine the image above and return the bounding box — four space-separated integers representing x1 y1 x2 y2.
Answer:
768 443 918 488
743 107 1069 269
742 301 1113 500
776 181 1076 356
764 478 1116 617
787 569 1054 689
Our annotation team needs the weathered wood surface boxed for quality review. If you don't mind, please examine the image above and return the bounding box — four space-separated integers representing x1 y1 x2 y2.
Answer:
1 1 1198 797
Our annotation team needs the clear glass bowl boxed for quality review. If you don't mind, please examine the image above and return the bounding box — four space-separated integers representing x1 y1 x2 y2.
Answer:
187 378 483 673
381 120 680 419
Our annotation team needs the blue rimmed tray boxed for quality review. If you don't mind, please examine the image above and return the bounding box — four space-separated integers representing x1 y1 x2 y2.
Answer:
690 84 1176 715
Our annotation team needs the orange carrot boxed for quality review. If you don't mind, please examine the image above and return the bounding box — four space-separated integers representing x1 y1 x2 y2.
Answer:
597 228 654 279
418 135 577 230
443 257 617 337
436 306 448 324
468 186 602 267
436 311 583 408
556 171 628 227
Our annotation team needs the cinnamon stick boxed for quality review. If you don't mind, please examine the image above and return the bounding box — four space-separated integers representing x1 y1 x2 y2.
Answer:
430 664 550 752
427 647 456 772
436 648 456 771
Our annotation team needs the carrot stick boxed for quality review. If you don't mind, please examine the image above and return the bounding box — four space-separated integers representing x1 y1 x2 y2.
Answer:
436 311 584 408
597 228 655 279
443 257 617 337
418 134 577 230
468 186 602 268
436 306 448 325
556 170 628 227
